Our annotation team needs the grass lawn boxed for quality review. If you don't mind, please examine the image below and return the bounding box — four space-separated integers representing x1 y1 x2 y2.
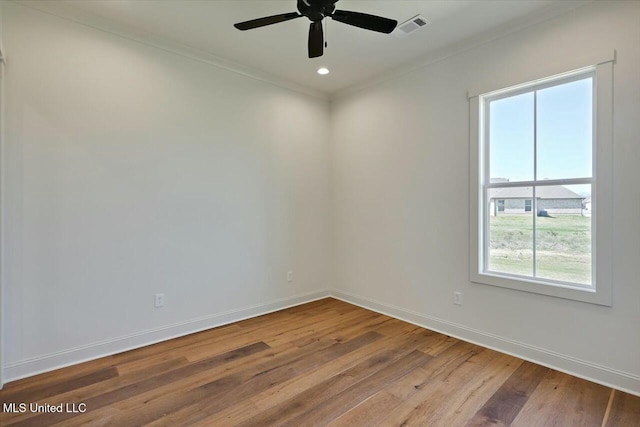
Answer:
488 215 591 285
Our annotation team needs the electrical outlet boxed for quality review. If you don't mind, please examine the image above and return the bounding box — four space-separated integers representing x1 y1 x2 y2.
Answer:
453 291 463 306
287 271 293 282
154 293 165 308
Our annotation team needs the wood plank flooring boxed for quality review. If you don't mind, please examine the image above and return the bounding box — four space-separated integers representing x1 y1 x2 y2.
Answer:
1 298 638 426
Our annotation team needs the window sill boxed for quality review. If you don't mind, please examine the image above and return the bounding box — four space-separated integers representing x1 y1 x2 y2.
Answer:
470 271 611 306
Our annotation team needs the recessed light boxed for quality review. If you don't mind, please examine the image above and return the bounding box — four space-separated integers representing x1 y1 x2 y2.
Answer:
317 67 330 75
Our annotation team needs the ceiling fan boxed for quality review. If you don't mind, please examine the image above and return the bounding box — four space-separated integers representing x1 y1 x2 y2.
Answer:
234 0 398 58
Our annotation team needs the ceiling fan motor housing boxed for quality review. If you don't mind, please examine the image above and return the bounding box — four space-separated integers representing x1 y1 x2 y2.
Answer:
297 0 338 22
234 0 396 58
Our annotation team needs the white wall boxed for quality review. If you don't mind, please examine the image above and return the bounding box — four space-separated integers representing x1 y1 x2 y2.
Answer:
2 0 639 395
330 1 640 394
1 2 330 380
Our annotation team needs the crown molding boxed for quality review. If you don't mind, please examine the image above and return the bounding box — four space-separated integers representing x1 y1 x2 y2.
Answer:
10 1 329 101
330 1 591 100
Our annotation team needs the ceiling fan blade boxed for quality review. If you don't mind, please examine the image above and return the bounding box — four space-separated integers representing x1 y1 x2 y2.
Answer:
331 10 397 34
308 21 324 58
234 12 302 31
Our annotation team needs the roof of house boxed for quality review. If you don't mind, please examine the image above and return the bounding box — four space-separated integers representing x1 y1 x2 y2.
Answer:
489 185 585 199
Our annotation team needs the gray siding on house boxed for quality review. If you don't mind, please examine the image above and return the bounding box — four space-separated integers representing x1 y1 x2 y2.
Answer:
492 198 584 215
502 199 531 214
538 198 583 210
489 185 586 215
504 199 528 210
538 198 584 214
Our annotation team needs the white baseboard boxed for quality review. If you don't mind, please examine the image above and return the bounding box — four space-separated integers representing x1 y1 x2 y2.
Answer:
3 289 331 384
330 289 640 396
5 287 639 397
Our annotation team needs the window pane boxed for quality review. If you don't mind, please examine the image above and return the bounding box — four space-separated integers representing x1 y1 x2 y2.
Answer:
487 186 533 276
535 184 592 285
537 77 593 180
489 92 534 183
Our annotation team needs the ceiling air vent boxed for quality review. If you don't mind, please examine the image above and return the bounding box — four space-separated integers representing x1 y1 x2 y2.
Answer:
394 15 429 38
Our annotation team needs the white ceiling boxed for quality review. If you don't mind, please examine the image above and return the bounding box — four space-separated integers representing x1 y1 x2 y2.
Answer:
18 0 589 96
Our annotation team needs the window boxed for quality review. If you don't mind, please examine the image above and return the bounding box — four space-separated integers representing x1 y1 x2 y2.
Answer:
469 61 613 306
524 199 532 212
486 71 593 285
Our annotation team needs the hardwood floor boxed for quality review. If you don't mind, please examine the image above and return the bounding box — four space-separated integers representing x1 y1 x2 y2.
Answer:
1 298 638 426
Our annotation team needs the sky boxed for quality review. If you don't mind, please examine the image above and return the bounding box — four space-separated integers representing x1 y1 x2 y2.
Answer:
488 76 593 193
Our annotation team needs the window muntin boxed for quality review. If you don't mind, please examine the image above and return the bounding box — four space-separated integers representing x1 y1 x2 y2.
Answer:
482 71 594 289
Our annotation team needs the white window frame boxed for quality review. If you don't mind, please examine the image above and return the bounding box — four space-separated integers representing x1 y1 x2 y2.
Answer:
469 59 614 306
